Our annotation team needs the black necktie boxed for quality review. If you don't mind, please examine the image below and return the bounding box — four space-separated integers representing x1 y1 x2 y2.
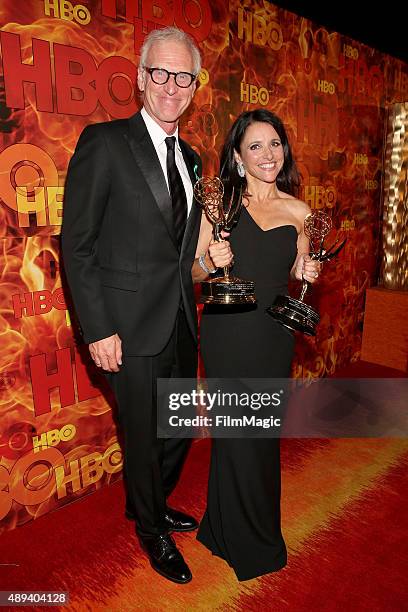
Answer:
165 136 187 248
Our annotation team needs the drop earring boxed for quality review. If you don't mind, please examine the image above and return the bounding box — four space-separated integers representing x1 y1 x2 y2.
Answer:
237 161 245 178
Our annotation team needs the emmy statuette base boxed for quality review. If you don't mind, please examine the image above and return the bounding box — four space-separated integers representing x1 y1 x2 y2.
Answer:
200 276 256 305
267 295 320 336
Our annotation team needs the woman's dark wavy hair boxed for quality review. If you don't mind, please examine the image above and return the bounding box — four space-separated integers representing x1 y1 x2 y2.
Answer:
220 109 300 204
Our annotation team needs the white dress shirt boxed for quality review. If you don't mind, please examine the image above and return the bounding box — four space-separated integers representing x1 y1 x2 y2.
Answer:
141 107 193 215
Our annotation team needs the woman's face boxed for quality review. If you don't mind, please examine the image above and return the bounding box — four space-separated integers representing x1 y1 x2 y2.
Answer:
234 121 284 184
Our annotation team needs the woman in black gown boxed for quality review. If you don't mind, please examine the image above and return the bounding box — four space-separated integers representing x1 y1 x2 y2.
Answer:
192 109 321 580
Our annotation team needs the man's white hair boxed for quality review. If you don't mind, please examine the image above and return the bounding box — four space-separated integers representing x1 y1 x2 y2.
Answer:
139 26 201 75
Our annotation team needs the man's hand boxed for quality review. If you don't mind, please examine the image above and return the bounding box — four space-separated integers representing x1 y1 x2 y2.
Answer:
89 333 122 372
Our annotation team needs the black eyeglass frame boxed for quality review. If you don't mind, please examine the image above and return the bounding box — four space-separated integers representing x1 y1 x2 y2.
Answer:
144 66 197 88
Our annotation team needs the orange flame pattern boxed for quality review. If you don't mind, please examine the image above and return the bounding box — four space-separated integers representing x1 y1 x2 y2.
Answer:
0 0 406 531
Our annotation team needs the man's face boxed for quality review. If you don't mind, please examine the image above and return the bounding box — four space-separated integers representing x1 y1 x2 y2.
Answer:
137 40 197 134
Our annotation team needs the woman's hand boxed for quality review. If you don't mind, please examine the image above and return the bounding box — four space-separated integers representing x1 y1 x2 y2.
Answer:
208 231 233 269
293 253 322 283
192 225 233 282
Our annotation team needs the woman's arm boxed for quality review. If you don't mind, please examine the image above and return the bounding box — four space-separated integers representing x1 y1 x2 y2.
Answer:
192 213 233 283
290 203 321 283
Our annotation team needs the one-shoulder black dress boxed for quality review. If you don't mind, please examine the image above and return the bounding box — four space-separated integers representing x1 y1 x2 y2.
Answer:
197 206 298 581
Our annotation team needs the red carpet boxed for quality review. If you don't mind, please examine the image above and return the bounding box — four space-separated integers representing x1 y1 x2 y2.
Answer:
1 362 407 611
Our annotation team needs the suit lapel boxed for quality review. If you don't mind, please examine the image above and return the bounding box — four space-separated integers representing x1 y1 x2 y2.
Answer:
179 139 201 256
125 113 178 248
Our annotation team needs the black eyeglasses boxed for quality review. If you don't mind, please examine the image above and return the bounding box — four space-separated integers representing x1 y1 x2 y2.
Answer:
144 67 196 88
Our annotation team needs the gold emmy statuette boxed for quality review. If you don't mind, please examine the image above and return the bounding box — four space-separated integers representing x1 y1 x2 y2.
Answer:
267 211 346 336
194 176 256 304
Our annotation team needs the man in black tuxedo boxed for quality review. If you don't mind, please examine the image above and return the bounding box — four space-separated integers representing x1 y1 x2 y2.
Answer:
61 27 232 583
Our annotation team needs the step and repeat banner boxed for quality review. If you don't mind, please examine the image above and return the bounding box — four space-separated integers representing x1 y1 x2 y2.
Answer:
0 0 407 531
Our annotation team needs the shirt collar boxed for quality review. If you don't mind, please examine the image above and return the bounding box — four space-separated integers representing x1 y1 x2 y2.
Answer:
141 107 181 151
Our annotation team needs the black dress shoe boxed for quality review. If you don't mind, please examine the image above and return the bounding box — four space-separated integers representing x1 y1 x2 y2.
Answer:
141 533 192 584
125 506 198 533
164 507 198 532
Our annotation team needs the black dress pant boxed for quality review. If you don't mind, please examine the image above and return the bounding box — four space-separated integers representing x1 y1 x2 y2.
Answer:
107 309 196 538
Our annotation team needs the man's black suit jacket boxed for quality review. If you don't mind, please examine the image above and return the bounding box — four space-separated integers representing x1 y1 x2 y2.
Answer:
61 112 202 356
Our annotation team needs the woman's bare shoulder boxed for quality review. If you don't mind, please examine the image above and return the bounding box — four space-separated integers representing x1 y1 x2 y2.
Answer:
279 192 311 220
